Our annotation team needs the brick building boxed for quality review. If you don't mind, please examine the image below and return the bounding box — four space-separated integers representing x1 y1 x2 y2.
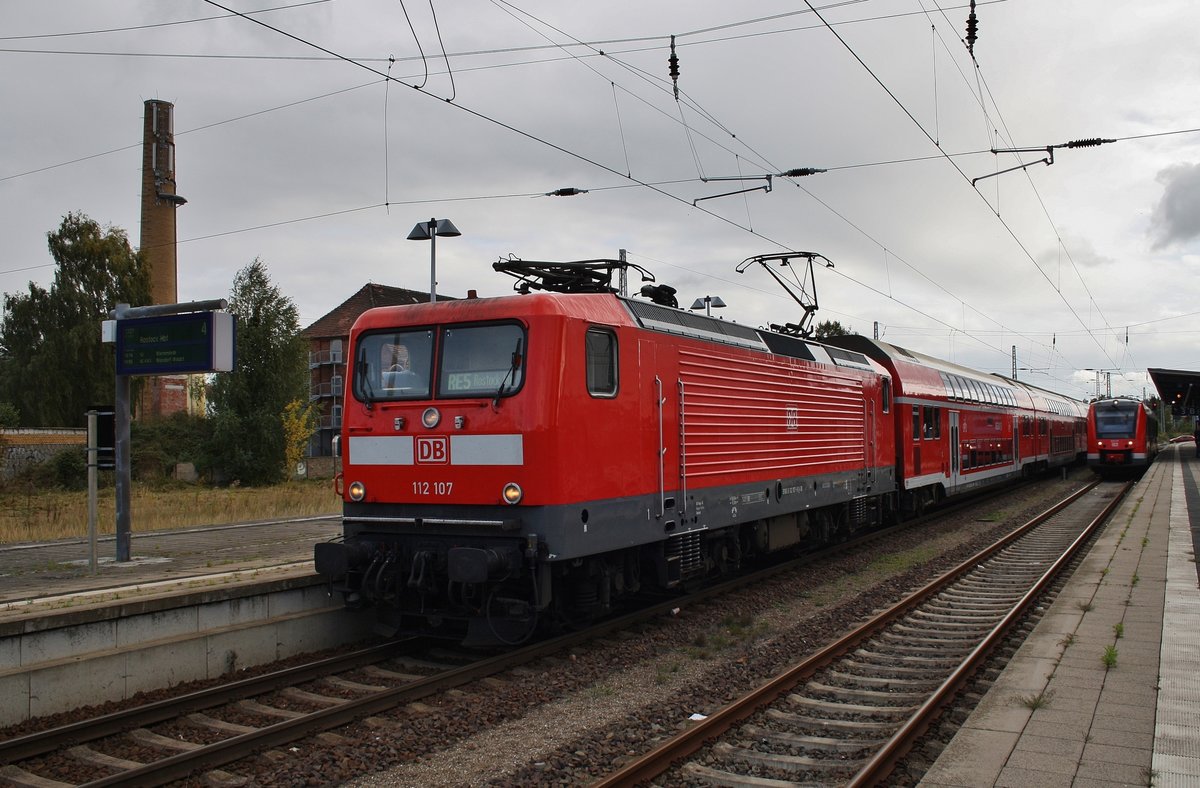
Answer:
301 284 447 456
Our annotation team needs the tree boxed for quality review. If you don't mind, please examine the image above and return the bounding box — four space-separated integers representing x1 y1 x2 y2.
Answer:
207 259 308 485
0 213 149 427
281 398 320 479
813 320 852 339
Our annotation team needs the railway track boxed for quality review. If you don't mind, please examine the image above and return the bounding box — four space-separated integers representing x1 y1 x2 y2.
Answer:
0 478 1092 787
593 479 1129 787
0 640 474 787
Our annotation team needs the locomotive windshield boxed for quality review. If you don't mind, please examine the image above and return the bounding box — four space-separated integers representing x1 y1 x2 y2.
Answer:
355 329 435 400
1094 402 1138 438
353 323 525 402
439 323 524 398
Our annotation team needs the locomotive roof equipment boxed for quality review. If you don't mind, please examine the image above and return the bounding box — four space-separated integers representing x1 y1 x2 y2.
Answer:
735 251 834 338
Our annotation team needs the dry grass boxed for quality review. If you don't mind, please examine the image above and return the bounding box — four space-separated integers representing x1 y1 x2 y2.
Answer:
0 480 341 544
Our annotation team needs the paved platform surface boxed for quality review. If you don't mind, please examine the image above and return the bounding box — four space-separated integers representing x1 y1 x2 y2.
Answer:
0 516 340 617
921 443 1200 788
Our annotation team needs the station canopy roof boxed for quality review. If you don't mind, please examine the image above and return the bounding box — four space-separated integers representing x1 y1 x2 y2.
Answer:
1148 368 1200 417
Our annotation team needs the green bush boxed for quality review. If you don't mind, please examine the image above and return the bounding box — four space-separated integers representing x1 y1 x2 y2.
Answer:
131 413 213 481
52 448 87 489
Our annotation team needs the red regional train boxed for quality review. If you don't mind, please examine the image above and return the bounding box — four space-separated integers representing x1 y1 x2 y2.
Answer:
1086 396 1159 476
315 259 1085 644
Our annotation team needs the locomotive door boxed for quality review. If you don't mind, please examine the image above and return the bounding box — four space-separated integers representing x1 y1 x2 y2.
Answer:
639 339 678 521
863 399 876 489
948 411 961 492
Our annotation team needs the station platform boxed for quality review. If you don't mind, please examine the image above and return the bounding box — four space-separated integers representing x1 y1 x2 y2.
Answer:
0 516 340 622
920 443 1200 787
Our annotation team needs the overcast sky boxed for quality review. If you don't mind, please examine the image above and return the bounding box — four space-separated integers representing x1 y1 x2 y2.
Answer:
3 0 1199 401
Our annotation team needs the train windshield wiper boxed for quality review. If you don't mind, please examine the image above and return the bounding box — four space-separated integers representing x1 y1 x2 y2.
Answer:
356 352 374 407
492 338 523 409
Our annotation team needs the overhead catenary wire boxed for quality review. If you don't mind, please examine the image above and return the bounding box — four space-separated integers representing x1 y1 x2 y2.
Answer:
477 0 1073 371
1 0 1179 395
798 0 1124 379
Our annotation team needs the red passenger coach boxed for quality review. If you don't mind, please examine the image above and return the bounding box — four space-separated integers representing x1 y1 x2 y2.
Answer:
1087 397 1159 475
823 336 1085 513
316 260 897 644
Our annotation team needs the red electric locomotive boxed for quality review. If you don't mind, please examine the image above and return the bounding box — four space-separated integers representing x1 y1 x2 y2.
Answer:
315 257 1086 644
316 260 896 644
1086 397 1159 475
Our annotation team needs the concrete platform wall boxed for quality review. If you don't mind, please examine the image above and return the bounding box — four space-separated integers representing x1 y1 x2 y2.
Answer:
0 582 375 726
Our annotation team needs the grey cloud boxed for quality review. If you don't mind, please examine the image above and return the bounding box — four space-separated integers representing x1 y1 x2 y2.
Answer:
1151 162 1200 248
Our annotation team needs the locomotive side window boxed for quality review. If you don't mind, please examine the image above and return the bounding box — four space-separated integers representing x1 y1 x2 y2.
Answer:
586 327 618 397
881 379 891 413
439 323 525 398
354 329 434 401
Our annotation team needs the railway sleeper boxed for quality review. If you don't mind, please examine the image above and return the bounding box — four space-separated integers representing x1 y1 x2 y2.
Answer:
862 638 975 658
804 680 930 706
67 745 143 770
853 647 962 668
891 617 996 633
237 699 306 720
912 605 1011 621
881 625 990 643
712 740 863 773
186 713 258 736
740 724 889 753
787 694 918 719
824 669 944 691
129 727 203 753
928 592 1019 608
839 657 950 679
681 761 828 788
0 765 72 788
765 708 899 735
280 687 348 707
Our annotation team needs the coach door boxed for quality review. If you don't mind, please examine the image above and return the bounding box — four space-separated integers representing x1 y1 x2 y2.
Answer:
948 411 961 492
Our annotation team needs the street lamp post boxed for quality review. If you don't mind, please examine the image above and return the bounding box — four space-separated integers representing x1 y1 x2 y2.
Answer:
691 295 724 316
407 218 462 303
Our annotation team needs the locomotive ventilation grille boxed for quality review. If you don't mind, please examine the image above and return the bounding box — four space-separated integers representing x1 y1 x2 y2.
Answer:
623 298 769 352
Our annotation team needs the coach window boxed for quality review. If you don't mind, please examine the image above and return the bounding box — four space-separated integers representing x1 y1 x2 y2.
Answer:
586 327 618 397
912 406 921 441
923 406 941 439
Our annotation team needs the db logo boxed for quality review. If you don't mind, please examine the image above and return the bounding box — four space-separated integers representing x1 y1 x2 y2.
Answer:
416 436 450 464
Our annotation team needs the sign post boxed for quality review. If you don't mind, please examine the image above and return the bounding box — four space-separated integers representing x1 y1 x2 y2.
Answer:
106 300 234 562
86 410 98 574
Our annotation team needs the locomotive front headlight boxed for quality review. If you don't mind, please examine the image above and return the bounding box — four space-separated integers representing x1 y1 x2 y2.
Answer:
422 407 441 429
1127 440 1134 447
502 482 523 505
348 481 366 501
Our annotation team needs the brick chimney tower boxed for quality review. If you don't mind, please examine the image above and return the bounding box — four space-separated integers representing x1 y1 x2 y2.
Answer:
140 99 185 305
138 100 190 419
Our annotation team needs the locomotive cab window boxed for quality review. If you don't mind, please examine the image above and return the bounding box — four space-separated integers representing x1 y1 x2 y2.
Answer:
439 323 526 398
354 329 435 401
585 327 618 397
